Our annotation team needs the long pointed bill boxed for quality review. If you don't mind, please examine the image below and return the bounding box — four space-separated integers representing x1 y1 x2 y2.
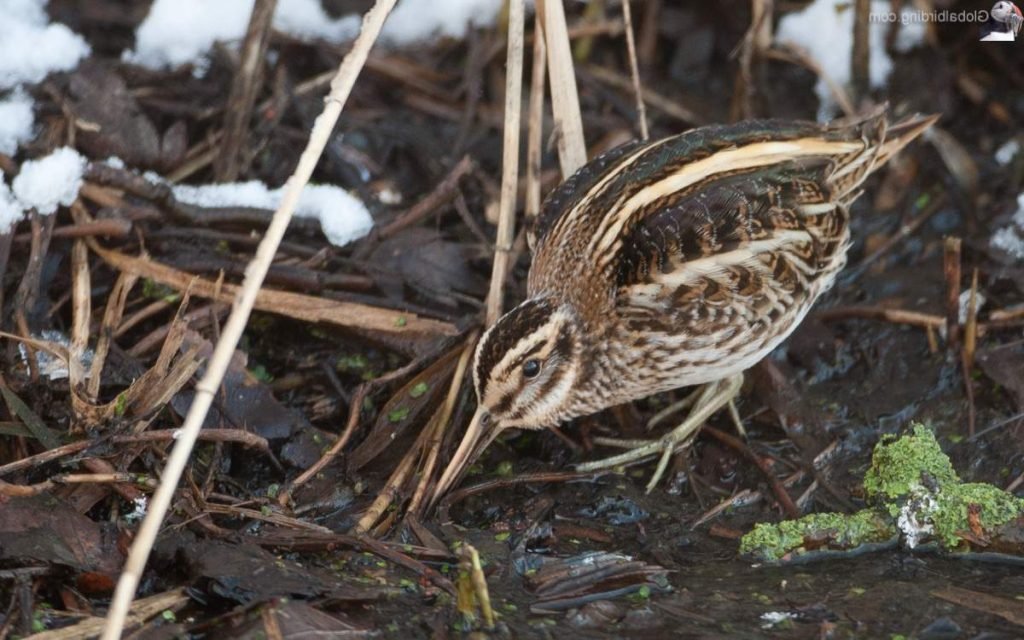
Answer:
433 407 498 504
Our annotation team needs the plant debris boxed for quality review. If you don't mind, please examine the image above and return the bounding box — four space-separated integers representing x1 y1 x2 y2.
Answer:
741 425 1024 562
0 0 1022 636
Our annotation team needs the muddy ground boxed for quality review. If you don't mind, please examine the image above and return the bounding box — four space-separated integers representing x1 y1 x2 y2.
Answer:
1 0 1024 638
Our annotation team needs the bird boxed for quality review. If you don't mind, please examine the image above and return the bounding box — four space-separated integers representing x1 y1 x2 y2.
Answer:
981 1 1022 40
433 107 937 499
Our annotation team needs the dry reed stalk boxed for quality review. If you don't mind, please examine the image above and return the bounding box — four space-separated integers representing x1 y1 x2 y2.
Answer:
852 0 871 99
69 237 91 395
539 0 587 176
100 1 399 637
87 272 139 398
352 436 417 533
943 237 962 348
962 268 979 437
525 12 548 221
464 543 495 628
92 244 456 336
485 0 527 325
215 0 278 181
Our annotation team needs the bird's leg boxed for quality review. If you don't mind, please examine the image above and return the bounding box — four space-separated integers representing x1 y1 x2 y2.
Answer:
578 374 744 492
645 387 702 432
727 399 747 440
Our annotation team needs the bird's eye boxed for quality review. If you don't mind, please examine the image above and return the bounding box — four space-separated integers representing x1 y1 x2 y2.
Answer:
522 359 542 378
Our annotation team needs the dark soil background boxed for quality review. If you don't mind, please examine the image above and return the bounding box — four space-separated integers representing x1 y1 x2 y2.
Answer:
1 0 1024 638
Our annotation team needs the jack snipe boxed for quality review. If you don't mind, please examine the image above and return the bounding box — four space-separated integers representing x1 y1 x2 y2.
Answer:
435 107 937 498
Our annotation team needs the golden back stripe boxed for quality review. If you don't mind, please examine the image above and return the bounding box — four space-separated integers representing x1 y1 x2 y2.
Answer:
587 137 865 264
542 138 668 248
643 228 813 288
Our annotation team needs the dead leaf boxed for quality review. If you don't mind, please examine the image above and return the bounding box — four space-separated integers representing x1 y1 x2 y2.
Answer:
211 600 372 639
977 345 1024 412
171 331 311 441
347 343 461 472
68 62 185 171
0 494 123 579
369 228 484 308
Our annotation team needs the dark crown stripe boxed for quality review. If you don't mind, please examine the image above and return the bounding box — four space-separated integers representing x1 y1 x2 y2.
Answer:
475 298 553 398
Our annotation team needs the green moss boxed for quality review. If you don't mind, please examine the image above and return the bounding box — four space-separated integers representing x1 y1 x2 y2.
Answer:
409 382 429 398
863 424 958 504
932 482 1024 549
743 425 1024 560
387 407 410 422
740 510 894 561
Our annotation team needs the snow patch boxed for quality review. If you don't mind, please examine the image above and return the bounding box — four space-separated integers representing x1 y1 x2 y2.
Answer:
0 0 89 156
776 0 926 120
172 180 373 247
0 174 21 233
125 496 148 523
272 0 359 41
990 193 1024 260
957 288 986 324
383 0 503 43
12 147 87 215
126 0 503 71
0 89 35 155
0 147 87 232
295 184 375 247
896 483 937 549
995 139 1021 166
0 0 90 89
760 611 797 629
17 329 95 381
376 187 403 205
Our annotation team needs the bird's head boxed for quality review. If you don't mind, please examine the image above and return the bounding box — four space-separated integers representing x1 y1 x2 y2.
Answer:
473 298 584 429
434 297 584 498
992 1 1023 23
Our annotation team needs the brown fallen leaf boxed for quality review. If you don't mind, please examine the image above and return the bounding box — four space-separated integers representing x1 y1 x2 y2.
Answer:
369 227 485 308
977 345 1024 412
932 586 1024 626
0 494 123 579
170 330 312 442
347 342 462 472
68 62 186 171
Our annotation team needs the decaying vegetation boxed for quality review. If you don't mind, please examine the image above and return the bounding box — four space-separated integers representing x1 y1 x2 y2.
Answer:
0 0 1023 637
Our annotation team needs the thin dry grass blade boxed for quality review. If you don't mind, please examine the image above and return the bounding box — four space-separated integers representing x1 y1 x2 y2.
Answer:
407 332 477 519
620 0 648 140
353 333 477 533
33 589 188 640
87 271 139 399
766 44 855 117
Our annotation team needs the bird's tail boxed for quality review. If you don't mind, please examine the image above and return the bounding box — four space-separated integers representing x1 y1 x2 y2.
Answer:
826 107 938 201
874 112 940 169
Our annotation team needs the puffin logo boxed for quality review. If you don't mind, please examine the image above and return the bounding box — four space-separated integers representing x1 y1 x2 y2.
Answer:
981 1 1023 40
